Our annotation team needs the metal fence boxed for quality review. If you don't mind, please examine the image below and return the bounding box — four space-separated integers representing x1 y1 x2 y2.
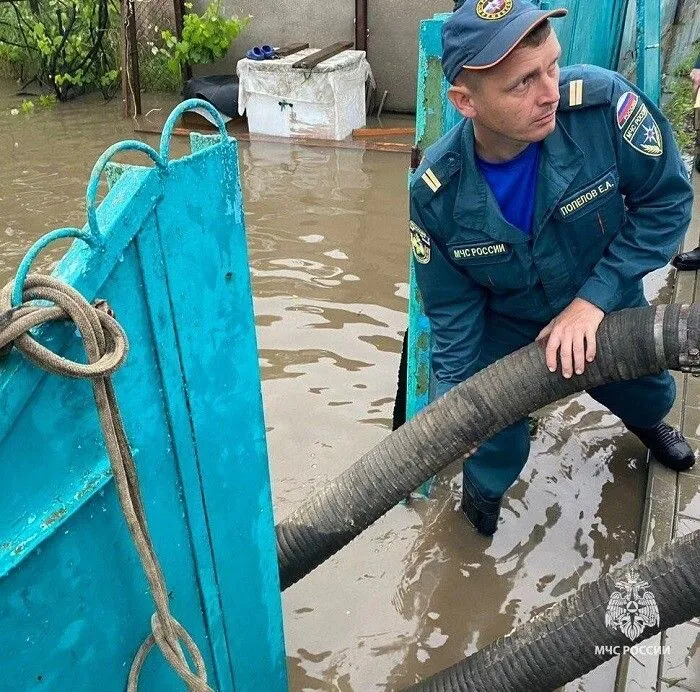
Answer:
121 0 185 117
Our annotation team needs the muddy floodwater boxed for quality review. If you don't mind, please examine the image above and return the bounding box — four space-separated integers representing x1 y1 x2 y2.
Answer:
1 83 675 690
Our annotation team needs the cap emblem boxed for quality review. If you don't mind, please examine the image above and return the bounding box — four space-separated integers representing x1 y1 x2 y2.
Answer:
475 0 514 20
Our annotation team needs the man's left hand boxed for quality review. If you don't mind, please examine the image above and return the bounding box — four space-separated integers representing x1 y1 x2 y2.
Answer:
536 298 605 378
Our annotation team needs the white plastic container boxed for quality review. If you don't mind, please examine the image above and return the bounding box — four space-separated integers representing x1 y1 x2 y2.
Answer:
237 49 374 140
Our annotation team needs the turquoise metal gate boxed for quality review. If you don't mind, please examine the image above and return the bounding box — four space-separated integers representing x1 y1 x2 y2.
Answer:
0 101 287 691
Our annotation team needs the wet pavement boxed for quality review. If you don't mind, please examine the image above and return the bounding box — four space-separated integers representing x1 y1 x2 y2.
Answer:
0 81 684 690
616 181 700 692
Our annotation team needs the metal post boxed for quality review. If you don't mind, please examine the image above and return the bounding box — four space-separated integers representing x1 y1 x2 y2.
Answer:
636 0 661 105
355 0 368 53
121 0 141 118
407 15 461 498
173 0 192 81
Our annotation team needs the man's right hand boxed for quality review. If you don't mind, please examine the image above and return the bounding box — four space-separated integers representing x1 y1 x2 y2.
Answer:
691 68 700 93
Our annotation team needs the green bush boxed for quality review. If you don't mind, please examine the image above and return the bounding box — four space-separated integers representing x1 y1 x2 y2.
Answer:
138 51 182 92
0 0 120 100
159 1 250 74
663 47 699 155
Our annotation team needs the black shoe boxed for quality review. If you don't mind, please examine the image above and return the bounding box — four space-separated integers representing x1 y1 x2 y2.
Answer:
626 422 696 471
461 486 501 536
671 247 700 271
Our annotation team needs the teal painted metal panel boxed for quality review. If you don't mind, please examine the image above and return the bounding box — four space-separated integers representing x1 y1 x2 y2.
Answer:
408 15 462 497
637 0 662 105
553 0 631 69
0 100 287 690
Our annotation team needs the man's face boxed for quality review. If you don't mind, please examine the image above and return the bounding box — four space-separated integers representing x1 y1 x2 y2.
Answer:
449 31 562 144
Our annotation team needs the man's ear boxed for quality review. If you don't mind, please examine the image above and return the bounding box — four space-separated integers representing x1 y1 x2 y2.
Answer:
448 84 477 120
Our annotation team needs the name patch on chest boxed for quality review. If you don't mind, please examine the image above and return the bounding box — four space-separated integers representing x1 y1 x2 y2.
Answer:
451 242 510 262
558 172 616 219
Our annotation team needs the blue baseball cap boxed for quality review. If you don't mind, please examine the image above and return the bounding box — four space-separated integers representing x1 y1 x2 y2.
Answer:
442 0 567 84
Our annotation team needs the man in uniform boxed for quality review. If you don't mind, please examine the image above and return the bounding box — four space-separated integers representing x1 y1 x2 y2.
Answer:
410 0 696 536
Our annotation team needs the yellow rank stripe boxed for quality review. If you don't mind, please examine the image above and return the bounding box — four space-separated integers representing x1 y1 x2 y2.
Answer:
569 79 583 107
421 168 441 193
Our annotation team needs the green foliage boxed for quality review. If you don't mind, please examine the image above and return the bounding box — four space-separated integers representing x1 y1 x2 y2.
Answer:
0 42 23 67
38 93 57 107
0 41 25 78
139 52 182 92
0 0 120 100
0 4 30 78
159 1 250 74
663 47 699 155
9 93 57 115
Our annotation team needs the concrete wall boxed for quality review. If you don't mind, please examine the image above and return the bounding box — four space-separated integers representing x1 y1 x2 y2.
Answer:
662 0 700 76
198 0 452 113
618 0 700 80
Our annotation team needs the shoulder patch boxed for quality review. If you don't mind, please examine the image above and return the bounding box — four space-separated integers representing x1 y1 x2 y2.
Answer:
615 91 638 128
558 67 615 112
420 167 442 193
410 221 431 264
411 151 461 203
568 79 583 107
616 92 663 157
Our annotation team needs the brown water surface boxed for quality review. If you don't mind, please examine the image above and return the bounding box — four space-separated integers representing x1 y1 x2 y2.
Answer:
1 82 668 691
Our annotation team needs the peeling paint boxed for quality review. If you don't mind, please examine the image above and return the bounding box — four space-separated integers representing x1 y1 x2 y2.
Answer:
75 475 105 501
41 507 67 529
11 541 27 556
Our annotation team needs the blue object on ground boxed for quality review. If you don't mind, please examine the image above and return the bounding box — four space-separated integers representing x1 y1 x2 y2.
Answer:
246 46 265 60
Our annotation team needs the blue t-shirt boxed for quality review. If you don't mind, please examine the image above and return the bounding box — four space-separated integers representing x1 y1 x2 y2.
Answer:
476 142 541 236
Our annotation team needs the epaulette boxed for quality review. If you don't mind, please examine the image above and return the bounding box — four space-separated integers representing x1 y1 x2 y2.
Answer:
557 65 615 112
410 150 461 204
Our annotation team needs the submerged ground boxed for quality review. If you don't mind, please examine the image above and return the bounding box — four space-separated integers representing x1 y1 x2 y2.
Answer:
1 84 678 690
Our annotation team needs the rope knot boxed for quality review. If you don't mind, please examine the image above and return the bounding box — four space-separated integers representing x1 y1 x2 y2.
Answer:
0 274 128 378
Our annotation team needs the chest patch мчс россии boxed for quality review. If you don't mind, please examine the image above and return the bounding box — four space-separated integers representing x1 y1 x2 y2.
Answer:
450 242 510 263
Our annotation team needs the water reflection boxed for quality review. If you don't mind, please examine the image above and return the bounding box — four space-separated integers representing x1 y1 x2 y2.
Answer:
0 83 663 691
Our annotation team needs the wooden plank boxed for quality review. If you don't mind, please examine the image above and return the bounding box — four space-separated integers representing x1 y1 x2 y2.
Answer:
275 42 309 57
134 118 412 153
292 41 353 69
353 127 416 138
369 141 412 153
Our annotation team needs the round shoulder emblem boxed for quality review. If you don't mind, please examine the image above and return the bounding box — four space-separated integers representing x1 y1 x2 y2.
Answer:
476 0 513 20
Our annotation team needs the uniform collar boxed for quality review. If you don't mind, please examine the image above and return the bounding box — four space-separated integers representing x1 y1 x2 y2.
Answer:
532 117 584 237
452 117 583 243
452 121 527 245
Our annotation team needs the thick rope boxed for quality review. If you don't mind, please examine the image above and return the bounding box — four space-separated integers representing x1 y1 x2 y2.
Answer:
0 274 212 692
